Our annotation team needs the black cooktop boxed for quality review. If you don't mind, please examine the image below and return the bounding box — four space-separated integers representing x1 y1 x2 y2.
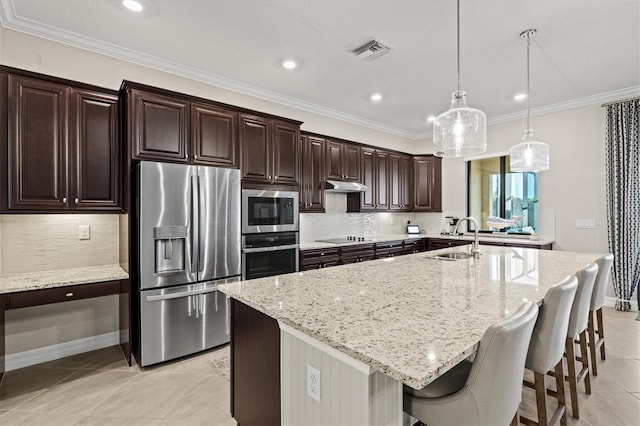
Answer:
316 237 372 244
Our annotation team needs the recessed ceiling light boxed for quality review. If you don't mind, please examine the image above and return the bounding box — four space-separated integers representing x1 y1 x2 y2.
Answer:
282 60 297 70
123 0 144 12
370 93 383 102
427 115 436 122
514 93 527 101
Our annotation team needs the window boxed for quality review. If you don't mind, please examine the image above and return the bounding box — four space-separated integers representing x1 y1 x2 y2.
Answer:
467 155 539 233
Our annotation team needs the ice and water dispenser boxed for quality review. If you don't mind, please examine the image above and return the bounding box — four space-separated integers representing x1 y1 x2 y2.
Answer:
153 226 187 274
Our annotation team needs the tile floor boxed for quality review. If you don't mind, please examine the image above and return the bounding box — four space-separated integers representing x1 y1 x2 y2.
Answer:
0 307 638 425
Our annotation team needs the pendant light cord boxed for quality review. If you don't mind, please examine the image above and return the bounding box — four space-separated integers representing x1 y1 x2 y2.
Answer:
526 34 530 131
456 0 460 96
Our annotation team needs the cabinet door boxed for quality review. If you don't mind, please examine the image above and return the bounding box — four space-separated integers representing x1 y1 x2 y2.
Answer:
343 143 361 182
413 155 442 212
129 89 189 163
389 154 402 211
69 89 120 210
191 102 238 168
240 114 270 183
400 155 413 210
374 150 389 210
326 140 343 180
360 148 376 210
301 136 325 212
8 75 69 210
271 120 299 185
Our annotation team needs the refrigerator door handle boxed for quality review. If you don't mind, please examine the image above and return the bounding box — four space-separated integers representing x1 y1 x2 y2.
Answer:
145 287 219 302
191 174 199 275
198 174 206 273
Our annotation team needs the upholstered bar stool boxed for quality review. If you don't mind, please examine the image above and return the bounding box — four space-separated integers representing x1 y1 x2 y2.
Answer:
562 263 598 420
403 302 538 426
520 275 577 426
588 253 614 376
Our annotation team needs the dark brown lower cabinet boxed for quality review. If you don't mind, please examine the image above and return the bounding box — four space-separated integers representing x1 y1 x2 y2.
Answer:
299 247 340 270
231 299 280 426
426 238 472 251
339 244 375 265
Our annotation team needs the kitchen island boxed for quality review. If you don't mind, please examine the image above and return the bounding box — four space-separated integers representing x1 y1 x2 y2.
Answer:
219 246 601 425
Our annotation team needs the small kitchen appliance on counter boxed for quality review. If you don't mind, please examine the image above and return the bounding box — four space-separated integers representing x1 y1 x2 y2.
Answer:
441 216 463 236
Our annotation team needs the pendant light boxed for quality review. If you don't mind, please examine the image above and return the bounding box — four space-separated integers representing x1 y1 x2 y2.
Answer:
509 29 549 172
433 0 487 157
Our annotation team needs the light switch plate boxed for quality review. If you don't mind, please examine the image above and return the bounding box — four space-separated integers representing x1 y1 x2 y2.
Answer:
575 219 595 229
78 225 91 240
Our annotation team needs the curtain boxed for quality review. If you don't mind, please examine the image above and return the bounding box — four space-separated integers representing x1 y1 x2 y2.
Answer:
605 98 640 311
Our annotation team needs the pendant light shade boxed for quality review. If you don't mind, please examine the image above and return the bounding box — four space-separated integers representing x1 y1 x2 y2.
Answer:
509 29 549 172
433 0 487 157
510 130 550 172
433 91 487 157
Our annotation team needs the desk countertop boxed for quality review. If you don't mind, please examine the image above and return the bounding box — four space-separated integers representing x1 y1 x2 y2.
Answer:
0 264 129 294
220 246 599 389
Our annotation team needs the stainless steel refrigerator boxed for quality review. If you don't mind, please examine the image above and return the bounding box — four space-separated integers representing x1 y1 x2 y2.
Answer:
135 161 241 366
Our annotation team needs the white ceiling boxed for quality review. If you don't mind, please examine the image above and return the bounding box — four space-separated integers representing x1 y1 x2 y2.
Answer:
1 0 639 139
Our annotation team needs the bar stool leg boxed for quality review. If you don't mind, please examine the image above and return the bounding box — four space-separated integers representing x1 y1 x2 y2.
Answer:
511 413 519 426
534 372 548 425
554 360 567 426
588 311 598 376
565 337 579 419
579 330 591 394
596 307 606 360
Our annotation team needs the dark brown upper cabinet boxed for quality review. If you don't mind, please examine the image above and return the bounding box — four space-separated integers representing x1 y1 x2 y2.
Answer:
191 102 238 168
240 114 300 187
70 89 120 210
299 135 325 212
326 140 360 182
128 89 189 163
413 155 442 212
348 148 389 212
389 153 413 211
5 73 120 212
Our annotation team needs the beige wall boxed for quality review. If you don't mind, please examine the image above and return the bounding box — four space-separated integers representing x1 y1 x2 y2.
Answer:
437 104 608 254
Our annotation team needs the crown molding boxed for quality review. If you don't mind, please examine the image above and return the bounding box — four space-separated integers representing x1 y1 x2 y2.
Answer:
1 0 638 142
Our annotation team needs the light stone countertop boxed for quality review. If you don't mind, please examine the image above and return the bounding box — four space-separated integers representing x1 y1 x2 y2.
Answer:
0 264 129 294
300 233 555 250
220 245 600 389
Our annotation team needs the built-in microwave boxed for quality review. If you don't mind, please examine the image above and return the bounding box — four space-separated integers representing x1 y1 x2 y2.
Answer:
241 189 299 234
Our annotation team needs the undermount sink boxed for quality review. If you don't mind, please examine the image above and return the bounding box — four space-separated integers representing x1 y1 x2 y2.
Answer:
427 252 475 261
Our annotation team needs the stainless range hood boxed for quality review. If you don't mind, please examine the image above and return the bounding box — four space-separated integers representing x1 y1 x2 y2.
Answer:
325 180 369 192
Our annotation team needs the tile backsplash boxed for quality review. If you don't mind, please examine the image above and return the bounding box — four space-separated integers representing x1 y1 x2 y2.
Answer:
299 192 443 242
0 214 119 275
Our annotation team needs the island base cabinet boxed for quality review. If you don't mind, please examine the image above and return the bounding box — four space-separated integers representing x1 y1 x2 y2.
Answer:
230 299 281 426
280 324 403 425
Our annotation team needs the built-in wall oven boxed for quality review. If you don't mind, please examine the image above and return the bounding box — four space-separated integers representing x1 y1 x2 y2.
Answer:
242 232 299 280
241 189 299 280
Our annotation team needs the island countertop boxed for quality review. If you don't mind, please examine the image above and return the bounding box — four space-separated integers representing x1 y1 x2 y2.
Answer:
219 246 601 389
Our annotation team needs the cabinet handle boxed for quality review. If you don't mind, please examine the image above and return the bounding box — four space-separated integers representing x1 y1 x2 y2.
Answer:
74 198 79 204
269 175 272 180
65 292 74 297
62 197 67 203
194 154 198 159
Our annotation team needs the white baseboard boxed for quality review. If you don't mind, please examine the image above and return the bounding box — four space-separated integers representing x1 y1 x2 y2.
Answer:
604 296 639 311
5 331 120 372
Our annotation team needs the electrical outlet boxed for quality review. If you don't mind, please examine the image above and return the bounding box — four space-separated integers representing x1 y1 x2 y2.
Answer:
78 225 91 240
575 219 595 229
306 364 321 402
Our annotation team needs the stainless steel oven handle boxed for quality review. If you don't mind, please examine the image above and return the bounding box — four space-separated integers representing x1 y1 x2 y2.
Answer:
242 244 299 253
146 287 218 302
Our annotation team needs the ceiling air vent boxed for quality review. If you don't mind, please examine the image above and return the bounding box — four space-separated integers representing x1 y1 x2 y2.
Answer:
351 38 392 61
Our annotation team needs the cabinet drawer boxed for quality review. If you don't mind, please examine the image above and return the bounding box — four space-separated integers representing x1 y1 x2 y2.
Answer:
427 239 472 251
300 248 340 261
7 280 120 310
